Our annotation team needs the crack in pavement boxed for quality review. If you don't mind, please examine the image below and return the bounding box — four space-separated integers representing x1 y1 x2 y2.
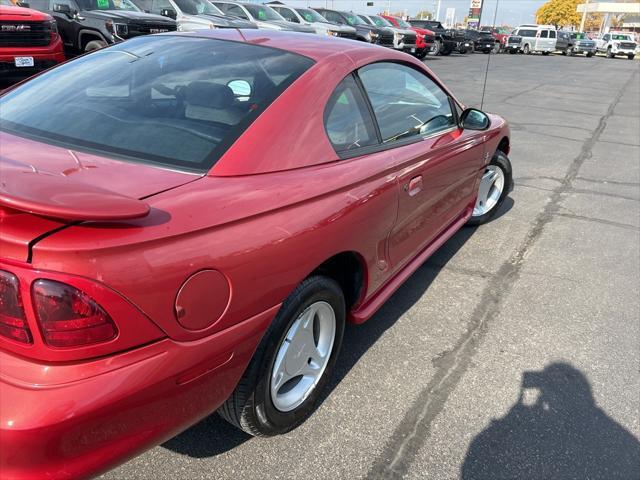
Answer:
365 68 639 480
575 176 640 187
554 212 640 231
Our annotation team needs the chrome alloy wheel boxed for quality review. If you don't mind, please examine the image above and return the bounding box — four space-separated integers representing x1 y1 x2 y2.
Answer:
270 301 336 412
473 165 505 217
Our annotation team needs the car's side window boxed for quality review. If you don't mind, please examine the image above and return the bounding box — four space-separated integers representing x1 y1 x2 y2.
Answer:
549 30 556 39
149 0 171 15
50 0 78 10
324 11 342 24
226 4 248 19
324 75 378 154
358 62 455 143
540 30 548 38
603 34 610 41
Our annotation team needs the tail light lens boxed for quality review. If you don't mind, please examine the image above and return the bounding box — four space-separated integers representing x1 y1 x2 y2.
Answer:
32 280 117 347
0 270 32 344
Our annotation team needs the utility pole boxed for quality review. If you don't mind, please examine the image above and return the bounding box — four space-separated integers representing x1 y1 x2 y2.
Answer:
435 0 441 21
579 0 589 32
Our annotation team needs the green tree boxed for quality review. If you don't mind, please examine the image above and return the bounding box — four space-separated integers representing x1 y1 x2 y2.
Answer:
536 0 581 28
414 10 432 20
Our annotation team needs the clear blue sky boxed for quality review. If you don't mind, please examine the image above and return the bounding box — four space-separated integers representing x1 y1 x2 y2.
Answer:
275 0 545 27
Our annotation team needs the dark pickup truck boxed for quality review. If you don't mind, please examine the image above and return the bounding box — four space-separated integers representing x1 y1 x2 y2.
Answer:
27 0 175 55
408 19 464 55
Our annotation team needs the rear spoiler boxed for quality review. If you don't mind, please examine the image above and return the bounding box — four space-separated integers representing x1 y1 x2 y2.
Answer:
0 168 150 220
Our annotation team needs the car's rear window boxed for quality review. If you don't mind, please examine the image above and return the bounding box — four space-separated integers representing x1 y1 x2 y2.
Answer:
0 36 314 173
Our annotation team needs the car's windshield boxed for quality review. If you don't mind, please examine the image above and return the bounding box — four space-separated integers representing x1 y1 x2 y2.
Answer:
296 7 326 23
78 0 141 11
612 34 631 41
571 32 588 40
370 15 392 27
244 4 282 21
174 0 220 15
395 17 410 28
0 36 314 173
344 12 364 25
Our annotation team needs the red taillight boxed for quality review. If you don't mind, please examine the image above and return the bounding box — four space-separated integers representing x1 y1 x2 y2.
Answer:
32 280 117 347
0 270 32 344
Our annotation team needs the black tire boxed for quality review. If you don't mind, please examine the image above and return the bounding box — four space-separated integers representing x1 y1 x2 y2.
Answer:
467 151 513 227
542 51 550 56
414 48 427 59
628 54 635 60
439 47 452 56
430 39 442 56
523 44 531 55
586 52 594 58
218 275 346 436
84 40 107 53
607 47 614 58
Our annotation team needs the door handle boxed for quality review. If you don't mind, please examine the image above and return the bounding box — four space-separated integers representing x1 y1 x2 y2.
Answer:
405 175 423 197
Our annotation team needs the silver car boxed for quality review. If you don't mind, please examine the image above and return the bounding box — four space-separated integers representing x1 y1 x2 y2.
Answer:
135 0 256 31
270 5 356 39
358 13 417 53
212 1 314 32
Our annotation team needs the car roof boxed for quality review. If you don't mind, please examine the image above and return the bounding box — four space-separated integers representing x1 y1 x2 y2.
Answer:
174 28 379 61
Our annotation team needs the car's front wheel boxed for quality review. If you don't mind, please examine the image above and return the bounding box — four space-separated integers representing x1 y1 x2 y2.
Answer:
84 40 107 53
468 151 513 226
219 275 345 436
628 54 635 60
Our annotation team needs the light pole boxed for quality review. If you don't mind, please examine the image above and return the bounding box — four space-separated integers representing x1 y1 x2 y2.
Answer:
579 0 589 32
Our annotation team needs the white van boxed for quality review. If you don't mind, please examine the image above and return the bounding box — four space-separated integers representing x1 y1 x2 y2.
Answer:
514 24 557 55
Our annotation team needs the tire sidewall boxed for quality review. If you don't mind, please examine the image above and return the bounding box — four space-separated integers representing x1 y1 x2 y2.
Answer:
468 151 513 226
251 277 345 435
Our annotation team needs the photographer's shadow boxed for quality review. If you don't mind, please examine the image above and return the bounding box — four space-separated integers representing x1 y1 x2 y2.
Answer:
462 362 640 480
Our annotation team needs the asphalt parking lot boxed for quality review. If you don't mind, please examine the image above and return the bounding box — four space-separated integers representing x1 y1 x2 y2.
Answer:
101 52 640 480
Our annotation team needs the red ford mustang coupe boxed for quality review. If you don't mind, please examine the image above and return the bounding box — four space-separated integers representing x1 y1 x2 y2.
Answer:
0 30 512 479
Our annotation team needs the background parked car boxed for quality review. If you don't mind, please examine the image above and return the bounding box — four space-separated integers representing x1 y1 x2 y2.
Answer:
133 0 255 30
313 7 393 47
25 0 175 54
409 19 464 56
358 13 416 54
382 14 434 59
513 24 556 55
556 31 595 57
480 25 509 46
269 4 355 38
463 29 496 53
0 0 65 81
503 32 522 54
596 31 636 60
212 1 313 32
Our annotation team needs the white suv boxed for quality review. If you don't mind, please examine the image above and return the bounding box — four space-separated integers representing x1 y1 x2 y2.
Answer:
596 32 637 60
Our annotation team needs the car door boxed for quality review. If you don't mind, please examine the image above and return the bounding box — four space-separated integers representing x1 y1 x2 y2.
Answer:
357 62 486 268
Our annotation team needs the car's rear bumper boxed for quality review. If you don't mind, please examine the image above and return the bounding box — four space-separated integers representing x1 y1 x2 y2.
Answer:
0 304 278 480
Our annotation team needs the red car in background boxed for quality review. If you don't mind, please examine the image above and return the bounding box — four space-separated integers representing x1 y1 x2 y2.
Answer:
382 14 435 58
480 26 510 50
0 0 64 82
0 30 512 479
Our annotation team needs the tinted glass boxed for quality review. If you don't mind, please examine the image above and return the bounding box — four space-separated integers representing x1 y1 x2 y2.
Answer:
244 4 281 21
343 12 364 25
274 7 298 22
518 29 536 37
396 18 410 28
0 36 314 172
225 4 248 18
78 0 140 10
359 63 455 143
540 30 548 38
358 15 372 25
173 0 218 15
324 75 377 153
549 30 556 38
371 15 392 27
296 8 326 23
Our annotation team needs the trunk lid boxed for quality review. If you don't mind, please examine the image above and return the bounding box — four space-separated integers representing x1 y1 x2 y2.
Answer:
0 131 201 262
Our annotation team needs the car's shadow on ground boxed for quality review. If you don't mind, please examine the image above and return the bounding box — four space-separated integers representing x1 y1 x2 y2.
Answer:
163 199 514 458
461 362 640 479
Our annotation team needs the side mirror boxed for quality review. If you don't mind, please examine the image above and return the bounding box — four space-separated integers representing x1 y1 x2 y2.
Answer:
460 108 490 131
17 1 30 7
53 3 72 15
160 7 177 19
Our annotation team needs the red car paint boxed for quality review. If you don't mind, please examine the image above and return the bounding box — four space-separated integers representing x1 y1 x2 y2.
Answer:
381 14 435 51
0 29 510 479
0 4 65 80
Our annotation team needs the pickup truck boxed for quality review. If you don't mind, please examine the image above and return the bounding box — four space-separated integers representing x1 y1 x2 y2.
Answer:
26 0 176 55
0 0 65 82
596 32 636 60
408 19 464 56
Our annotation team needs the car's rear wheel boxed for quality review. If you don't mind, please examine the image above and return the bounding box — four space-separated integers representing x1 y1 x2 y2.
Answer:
607 47 614 58
84 40 107 53
523 44 531 55
586 52 594 57
430 39 442 56
628 54 635 60
468 151 513 226
219 275 345 436
414 48 427 59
